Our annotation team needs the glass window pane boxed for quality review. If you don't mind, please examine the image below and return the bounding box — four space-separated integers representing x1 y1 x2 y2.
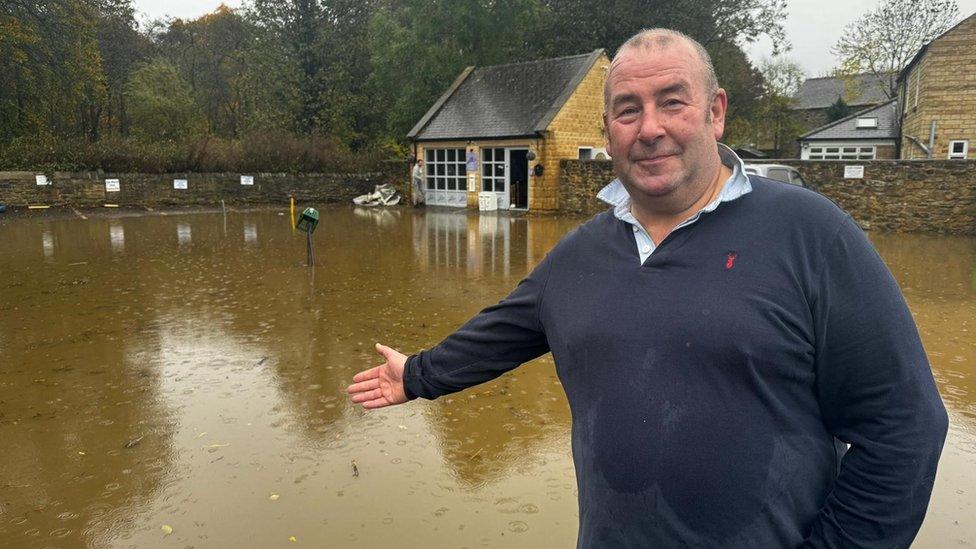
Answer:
447 149 455 162
484 148 492 161
425 150 433 162
495 164 504 177
842 147 857 153
426 177 434 190
825 147 839 153
447 164 456 176
437 149 445 162
437 177 445 190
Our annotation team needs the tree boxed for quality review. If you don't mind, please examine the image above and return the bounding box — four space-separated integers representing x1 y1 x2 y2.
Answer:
529 0 790 58
155 5 250 137
126 58 207 140
752 57 805 156
93 0 151 138
0 0 107 141
832 0 959 98
240 0 379 147
367 0 542 140
825 97 851 122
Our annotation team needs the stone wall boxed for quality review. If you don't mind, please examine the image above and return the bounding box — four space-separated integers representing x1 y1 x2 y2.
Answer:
0 166 407 209
559 158 976 234
540 52 611 210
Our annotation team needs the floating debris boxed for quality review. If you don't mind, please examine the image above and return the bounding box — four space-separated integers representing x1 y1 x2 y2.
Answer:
351 460 359 477
161 524 173 536
124 435 144 449
352 184 401 207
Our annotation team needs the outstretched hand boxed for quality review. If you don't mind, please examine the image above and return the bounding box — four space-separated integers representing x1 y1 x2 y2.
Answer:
347 343 409 409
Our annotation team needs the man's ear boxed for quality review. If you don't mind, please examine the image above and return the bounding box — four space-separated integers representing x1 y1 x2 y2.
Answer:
711 88 728 140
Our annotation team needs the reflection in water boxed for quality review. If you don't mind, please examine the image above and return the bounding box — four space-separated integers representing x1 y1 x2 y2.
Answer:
42 230 54 260
109 223 124 252
0 209 973 547
177 222 191 246
243 221 257 244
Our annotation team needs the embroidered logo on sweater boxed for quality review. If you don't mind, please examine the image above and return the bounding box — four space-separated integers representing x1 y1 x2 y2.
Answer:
725 251 738 270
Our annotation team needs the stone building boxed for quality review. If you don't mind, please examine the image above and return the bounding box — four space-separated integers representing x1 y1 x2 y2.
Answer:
407 50 609 211
792 73 892 132
797 99 899 160
897 11 976 160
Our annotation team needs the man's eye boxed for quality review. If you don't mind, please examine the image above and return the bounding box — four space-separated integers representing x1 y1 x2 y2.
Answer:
617 107 638 117
663 99 684 109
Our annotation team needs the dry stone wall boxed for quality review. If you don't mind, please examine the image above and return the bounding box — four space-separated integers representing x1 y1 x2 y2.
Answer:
0 163 408 209
559 159 976 234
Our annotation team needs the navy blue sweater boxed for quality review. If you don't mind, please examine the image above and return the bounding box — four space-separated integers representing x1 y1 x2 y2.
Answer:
404 178 948 548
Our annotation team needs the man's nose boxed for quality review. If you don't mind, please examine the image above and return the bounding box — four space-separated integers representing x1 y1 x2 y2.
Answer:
636 108 665 143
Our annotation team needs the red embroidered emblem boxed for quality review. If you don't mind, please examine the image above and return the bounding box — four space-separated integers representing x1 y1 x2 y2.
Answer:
725 252 737 270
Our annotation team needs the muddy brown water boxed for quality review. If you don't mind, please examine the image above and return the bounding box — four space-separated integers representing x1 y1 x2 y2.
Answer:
0 207 973 548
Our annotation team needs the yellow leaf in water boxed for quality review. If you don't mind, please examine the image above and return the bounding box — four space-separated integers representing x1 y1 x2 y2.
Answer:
269 494 280 500
289 535 297 542
161 525 173 535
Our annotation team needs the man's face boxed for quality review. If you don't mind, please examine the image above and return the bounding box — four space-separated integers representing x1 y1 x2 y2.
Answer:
604 44 727 202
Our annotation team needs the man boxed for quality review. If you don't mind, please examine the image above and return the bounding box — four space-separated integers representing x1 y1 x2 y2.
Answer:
411 157 426 206
349 29 948 547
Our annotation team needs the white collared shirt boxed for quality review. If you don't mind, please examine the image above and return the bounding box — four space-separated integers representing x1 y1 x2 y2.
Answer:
596 143 753 263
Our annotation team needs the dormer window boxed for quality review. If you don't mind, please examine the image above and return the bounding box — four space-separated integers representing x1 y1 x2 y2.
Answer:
856 117 878 129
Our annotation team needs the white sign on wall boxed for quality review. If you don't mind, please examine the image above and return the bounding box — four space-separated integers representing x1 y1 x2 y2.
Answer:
174 178 188 190
241 175 254 186
844 165 865 179
467 174 477 192
35 174 49 186
105 178 121 192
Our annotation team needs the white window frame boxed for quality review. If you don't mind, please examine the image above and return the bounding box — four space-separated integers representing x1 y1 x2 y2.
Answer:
481 147 506 193
855 117 878 129
425 148 467 192
948 140 969 160
806 145 876 160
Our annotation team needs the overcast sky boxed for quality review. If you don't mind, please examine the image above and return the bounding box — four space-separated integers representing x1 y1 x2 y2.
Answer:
132 0 976 78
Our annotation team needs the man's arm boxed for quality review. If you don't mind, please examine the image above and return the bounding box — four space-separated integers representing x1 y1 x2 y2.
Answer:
803 217 948 548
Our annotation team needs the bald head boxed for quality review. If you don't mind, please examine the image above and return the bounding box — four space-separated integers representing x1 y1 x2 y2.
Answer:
605 29 719 110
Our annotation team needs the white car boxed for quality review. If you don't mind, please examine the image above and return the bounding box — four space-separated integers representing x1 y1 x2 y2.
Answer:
743 164 806 187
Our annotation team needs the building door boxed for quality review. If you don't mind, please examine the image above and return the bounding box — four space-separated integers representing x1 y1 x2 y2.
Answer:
508 149 528 209
481 147 529 210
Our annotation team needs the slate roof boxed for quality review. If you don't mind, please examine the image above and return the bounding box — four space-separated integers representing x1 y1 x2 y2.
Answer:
799 99 899 141
792 73 892 110
408 50 605 141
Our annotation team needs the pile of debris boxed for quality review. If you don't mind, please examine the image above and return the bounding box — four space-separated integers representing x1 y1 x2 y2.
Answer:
352 184 400 207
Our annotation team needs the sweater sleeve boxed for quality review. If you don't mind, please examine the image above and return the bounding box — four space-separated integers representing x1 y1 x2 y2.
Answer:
802 217 948 548
402 251 554 400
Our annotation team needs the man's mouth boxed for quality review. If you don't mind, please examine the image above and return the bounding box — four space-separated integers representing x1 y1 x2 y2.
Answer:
634 154 675 165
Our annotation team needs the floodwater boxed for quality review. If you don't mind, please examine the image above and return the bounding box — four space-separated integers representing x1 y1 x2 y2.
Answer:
0 207 973 548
